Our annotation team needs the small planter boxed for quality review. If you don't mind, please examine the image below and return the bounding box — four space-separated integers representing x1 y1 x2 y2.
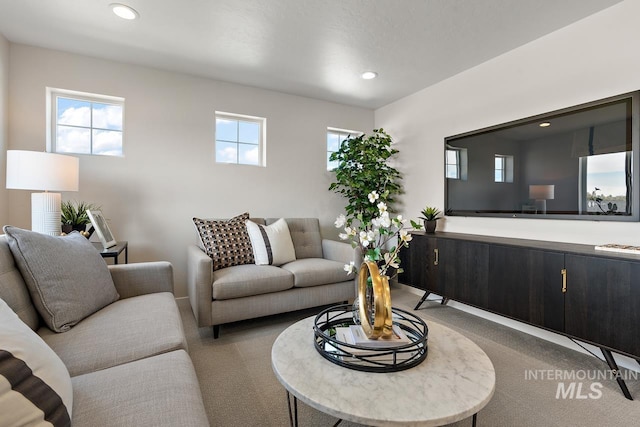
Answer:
424 220 437 234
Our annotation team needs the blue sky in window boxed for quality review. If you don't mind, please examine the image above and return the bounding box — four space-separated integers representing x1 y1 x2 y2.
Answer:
57 97 123 155
586 152 627 196
216 118 259 165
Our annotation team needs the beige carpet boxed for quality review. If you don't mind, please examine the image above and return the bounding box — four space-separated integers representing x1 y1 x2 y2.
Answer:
178 288 640 426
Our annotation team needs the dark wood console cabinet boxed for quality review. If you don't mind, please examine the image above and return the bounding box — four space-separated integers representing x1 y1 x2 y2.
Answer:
399 231 640 399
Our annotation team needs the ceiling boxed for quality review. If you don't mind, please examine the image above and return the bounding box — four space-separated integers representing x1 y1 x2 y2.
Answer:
0 0 623 109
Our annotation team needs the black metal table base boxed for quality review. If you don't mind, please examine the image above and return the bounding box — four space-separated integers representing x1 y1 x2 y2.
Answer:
286 391 477 426
601 348 634 400
414 291 449 310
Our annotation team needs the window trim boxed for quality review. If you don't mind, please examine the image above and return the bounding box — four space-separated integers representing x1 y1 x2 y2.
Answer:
215 111 266 167
494 154 514 183
47 87 125 156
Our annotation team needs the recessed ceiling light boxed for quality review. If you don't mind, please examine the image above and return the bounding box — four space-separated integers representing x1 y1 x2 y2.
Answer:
361 71 378 80
110 3 139 20
539 122 551 127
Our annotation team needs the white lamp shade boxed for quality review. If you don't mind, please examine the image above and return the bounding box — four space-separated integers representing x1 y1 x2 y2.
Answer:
6 150 79 192
529 184 555 200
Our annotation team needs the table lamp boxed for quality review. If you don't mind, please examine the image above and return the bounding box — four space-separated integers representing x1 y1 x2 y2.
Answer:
529 184 555 214
6 150 79 235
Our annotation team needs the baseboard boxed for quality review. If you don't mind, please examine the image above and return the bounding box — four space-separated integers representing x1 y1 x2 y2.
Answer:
396 283 640 373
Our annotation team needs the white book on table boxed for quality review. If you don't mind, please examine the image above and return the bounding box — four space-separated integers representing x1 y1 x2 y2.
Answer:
333 326 417 363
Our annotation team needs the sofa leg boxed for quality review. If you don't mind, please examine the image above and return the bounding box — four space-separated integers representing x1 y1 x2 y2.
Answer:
213 325 220 339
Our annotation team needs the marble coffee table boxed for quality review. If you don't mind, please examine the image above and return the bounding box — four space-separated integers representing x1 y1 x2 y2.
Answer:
271 315 495 426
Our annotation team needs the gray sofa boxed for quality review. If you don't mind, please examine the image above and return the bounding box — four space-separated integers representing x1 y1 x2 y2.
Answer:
0 235 209 426
187 218 355 338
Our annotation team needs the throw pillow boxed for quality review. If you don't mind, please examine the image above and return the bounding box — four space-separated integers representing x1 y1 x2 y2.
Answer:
0 297 72 426
246 218 296 266
193 213 255 271
3 226 120 333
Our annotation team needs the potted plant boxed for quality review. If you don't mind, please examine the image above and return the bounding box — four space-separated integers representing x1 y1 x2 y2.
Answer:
329 128 402 225
419 206 442 233
61 200 99 237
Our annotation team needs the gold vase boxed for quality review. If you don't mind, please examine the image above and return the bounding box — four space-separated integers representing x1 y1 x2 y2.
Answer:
357 260 393 339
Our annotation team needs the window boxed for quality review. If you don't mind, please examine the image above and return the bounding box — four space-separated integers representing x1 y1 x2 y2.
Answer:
445 146 468 180
494 154 514 183
48 88 124 156
215 112 265 166
327 128 361 170
582 152 631 214
446 149 460 179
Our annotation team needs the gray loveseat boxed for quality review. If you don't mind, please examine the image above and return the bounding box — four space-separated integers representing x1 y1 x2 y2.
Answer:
187 218 355 338
0 234 209 426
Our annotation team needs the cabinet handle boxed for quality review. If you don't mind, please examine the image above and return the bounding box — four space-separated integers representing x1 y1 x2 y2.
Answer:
434 248 439 266
561 268 567 293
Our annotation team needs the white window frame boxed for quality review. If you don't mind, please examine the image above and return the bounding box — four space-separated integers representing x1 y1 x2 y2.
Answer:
445 145 468 181
215 111 266 167
327 127 362 171
494 154 514 183
47 87 125 156
446 148 460 179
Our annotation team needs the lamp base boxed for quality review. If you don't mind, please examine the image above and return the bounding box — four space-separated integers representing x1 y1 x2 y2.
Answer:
32 192 62 236
534 199 547 214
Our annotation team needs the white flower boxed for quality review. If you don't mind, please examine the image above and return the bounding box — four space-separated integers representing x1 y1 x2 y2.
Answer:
380 214 391 228
377 201 387 213
360 231 371 247
371 217 381 227
400 229 412 242
384 252 400 269
344 261 355 274
338 233 349 240
368 191 379 203
334 214 346 228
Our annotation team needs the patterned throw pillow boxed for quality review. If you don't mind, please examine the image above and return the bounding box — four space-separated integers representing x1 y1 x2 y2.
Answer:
193 213 255 270
0 297 73 427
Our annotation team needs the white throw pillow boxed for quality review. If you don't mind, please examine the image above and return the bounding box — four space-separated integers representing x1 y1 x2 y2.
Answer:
0 298 73 427
246 218 296 266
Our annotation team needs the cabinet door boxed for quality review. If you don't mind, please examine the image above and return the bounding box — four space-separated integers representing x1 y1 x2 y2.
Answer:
399 233 432 291
565 255 640 357
488 246 564 331
437 239 489 309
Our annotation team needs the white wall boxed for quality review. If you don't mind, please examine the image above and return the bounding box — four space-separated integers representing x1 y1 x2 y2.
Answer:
376 0 640 369
0 33 8 226
376 0 640 244
7 44 373 296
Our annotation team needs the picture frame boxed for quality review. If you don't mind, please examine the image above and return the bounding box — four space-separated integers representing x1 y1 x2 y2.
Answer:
87 210 117 249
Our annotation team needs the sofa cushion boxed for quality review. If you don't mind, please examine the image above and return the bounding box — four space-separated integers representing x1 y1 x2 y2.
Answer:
281 258 354 288
0 298 72 427
246 218 296 266
3 227 119 333
38 292 186 377
71 350 208 427
0 235 40 330
212 264 294 300
268 218 323 259
193 213 254 271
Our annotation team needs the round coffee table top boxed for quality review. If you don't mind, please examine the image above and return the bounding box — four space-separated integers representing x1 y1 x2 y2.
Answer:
271 314 495 426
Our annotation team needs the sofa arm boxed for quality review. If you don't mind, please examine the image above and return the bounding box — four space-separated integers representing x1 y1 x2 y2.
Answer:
322 239 355 264
187 245 213 327
108 261 174 299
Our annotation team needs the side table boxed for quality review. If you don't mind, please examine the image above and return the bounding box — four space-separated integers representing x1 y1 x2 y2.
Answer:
93 241 128 264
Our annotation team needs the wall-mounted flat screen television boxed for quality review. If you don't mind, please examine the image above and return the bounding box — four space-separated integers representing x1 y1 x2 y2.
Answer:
445 91 639 221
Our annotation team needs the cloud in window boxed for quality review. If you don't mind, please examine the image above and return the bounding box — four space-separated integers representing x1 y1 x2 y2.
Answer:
93 130 123 156
59 106 91 127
